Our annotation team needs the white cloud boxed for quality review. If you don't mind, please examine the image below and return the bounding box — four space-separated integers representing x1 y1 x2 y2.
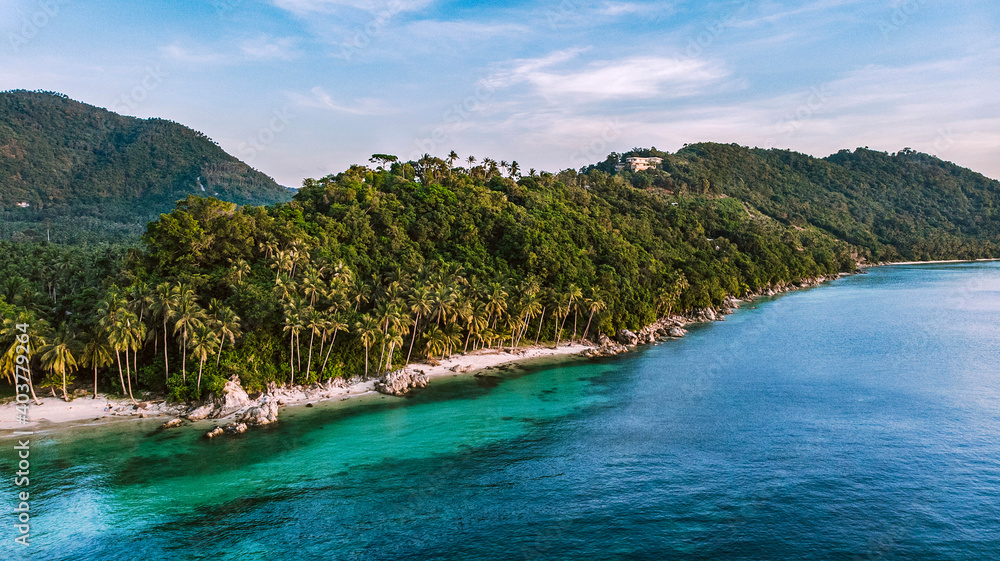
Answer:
271 0 432 16
493 50 729 101
239 37 301 61
160 44 230 65
289 86 395 116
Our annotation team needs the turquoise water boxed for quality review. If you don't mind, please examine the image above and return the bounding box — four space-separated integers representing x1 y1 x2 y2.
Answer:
3 263 1000 560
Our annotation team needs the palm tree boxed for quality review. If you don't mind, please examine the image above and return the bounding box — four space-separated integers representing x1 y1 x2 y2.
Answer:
282 299 303 384
582 296 607 343
189 324 219 394
319 313 349 380
406 284 433 365
422 324 449 360
98 290 131 401
516 290 542 348
384 332 404 373
107 309 140 404
127 280 151 373
484 282 508 329
149 282 177 382
447 150 459 173
0 313 47 405
304 306 322 380
171 284 203 384
463 302 488 352
230 258 251 285
355 315 380 378
555 284 582 347
39 326 82 400
81 333 113 399
209 300 241 367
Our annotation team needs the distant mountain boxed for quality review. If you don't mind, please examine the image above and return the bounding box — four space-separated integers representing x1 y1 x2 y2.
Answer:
0 90 293 243
595 143 1000 261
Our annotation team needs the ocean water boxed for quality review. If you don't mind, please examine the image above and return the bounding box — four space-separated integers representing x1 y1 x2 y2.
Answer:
3 263 1000 560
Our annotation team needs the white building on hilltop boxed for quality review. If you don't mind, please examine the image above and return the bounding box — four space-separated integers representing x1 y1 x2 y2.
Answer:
617 156 663 172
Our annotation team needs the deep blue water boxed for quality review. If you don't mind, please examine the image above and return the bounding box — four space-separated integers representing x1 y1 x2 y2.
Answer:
3 263 1000 560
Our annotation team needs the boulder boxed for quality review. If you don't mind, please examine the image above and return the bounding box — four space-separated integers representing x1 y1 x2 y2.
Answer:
375 369 429 396
205 427 224 438
616 329 639 346
237 400 279 426
214 376 251 417
161 417 183 429
186 403 216 421
668 327 686 338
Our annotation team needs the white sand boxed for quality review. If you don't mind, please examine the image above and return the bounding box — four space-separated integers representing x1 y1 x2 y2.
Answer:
0 343 593 431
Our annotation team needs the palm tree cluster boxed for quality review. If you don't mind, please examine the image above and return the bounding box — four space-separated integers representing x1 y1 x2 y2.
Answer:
3 280 244 401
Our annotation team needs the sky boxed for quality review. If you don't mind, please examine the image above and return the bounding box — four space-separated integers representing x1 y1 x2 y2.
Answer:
1 0 998 186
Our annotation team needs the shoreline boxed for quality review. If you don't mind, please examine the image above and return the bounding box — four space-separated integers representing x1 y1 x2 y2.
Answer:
0 343 595 433
0 272 845 435
873 258 1000 266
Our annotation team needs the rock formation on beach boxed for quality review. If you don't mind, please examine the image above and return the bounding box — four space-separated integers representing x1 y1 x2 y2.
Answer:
375 369 429 396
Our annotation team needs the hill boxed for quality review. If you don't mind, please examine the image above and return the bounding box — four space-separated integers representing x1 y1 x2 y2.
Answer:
0 90 293 243
2 146 998 400
594 143 1000 261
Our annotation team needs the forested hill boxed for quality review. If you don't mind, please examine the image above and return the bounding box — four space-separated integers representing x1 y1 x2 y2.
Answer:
2 147 998 400
0 90 293 242
596 143 1000 261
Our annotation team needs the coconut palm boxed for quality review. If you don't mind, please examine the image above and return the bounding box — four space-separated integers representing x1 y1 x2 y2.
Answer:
304 306 323 380
189 323 219 394
171 284 204 384
39 326 82 400
149 282 177 381
422 324 449 360
81 333 113 399
406 284 433 365
319 313 349 380
355 315 380 378
555 284 582 347
282 299 303 384
209 300 241 367
582 295 607 343
0 313 47 405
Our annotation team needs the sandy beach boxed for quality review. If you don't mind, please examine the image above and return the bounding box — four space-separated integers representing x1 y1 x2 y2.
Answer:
0 342 593 432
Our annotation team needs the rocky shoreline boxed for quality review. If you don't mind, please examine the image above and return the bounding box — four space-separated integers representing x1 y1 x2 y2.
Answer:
581 273 844 358
6 273 845 437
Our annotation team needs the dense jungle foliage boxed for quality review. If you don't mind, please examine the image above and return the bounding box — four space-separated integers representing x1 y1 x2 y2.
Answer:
2 142 997 403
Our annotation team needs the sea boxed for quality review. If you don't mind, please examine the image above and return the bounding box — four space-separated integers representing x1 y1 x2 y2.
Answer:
2 262 999 560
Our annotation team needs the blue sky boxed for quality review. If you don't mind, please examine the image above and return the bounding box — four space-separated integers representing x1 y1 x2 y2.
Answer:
1 0 998 185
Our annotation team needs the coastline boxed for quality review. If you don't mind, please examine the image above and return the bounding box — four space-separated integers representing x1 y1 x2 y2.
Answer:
0 343 594 432
0 272 845 435
872 258 1000 266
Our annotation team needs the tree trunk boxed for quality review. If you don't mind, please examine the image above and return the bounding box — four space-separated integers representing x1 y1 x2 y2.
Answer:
582 310 596 343
163 321 169 382
115 350 127 397
197 359 204 392
405 314 420 365
319 330 339 381
181 329 187 383
93 364 98 399
535 307 546 346
306 329 316 380
124 351 136 403
216 337 225 367
289 331 295 386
